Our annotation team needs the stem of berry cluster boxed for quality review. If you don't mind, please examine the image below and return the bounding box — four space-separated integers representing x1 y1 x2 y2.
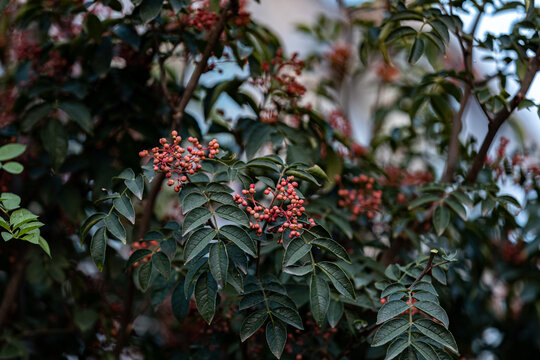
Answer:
408 250 437 291
255 193 277 276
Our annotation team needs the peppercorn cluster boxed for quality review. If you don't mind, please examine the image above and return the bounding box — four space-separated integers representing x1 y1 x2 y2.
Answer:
234 176 315 242
336 174 382 220
139 131 219 192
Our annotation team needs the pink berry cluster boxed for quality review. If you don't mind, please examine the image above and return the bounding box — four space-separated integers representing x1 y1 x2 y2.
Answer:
249 49 307 126
233 176 315 243
139 131 219 192
336 174 382 220
179 0 250 33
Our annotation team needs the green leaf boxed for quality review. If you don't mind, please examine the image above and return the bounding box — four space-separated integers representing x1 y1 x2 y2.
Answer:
385 26 417 43
386 337 409 360
284 169 320 186
80 212 106 242
408 37 424 64
172 281 192 322
310 237 350 263
183 207 212 235
412 281 437 296
240 309 268 342
139 0 162 22
413 319 458 354
126 249 152 269
91 36 112 75
214 205 249 227
209 192 234 205
74 309 98 332
160 237 177 259
413 301 449 328
17 221 44 236
283 238 311 267
2 162 24 174
184 227 216 262
247 158 281 173
21 103 53 131
2 232 13 241
182 192 207 214
272 307 303 330
9 209 38 229
317 262 355 299
194 272 218 324
209 242 228 287
310 273 330 326
431 267 447 285
1 192 20 210
138 260 152 291
377 300 410 324
444 197 467 221
266 320 287 359
115 168 135 180
104 213 126 243
219 225 256 257
381 283 407 298
113 194 135 224
152 251 171 279
267 293 297 310
58 101 93 134
412 291 439 304
239 291 265 310
41 118 68 169
481 196 496 216
433 206 450 236
283 265 313 276
411 339 439 360
38 236 51 257
327 298 344 328
0 144 26 161
125 175 144 200
90 226 107 271
372 318 410 347
408 194 439 210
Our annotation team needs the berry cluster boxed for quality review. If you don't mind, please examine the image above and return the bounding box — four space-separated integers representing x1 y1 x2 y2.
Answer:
328 109 351 138
325 43 351 80
382 166 433 187
139 131 219 192
250 50 307 126
179 0 250 33
234 176 315 242
336 174 382 220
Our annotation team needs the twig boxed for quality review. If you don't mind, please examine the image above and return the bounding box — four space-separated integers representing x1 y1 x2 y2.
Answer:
466 47 540 183
171 0 239 129
408 250 437 290
441 87 471 182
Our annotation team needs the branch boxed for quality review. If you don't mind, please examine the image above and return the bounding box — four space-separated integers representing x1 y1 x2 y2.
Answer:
171 0 239 129
441 87 471 182
466 47 540 183
409 250 437 291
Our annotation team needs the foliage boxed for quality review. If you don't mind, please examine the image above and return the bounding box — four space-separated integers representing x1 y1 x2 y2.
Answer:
0 0 539 359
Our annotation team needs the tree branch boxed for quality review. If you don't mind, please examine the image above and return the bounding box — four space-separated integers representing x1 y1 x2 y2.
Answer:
466 47 540 183
441 87 471 182
172 0 239 129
